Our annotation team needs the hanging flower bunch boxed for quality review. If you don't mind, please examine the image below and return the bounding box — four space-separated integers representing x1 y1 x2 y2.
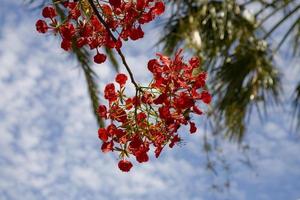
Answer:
36 0 211 172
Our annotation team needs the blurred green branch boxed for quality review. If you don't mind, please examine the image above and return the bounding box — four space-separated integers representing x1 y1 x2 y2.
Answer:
160 0 299 140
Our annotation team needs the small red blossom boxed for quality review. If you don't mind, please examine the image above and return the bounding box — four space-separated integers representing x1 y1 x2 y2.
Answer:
158 106 171 120
101 141 114 153
60 23 75 40
76 37 87 48
110 105 127 123
98 128 108 142
189 56 200 68
118 160 133 172
129 26 144 40
137 112 147 121
141 92 153 104
61 39 72 51
42 6 56 18
192 105 203 115
155 146 163 158
136 151 149 163
104 83 118 102
94 53 107 64
189 122 197 134
200 91 212 104
147 59 160 73
107 124 118 136
98 105 107 118
115 73 128 87
109 0 121 8
169 135 181 148
152 1 165 16
36 20 48 33
136 0 146 10
125 98 133 110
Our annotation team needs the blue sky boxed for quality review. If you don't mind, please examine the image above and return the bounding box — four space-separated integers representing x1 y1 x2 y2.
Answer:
0 1 300 200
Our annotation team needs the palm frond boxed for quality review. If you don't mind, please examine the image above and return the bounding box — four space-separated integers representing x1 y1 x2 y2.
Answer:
160 0 285 140
292 82 300 129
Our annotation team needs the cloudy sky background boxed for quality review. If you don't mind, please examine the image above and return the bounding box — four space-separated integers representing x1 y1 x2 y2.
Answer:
0 1 300 200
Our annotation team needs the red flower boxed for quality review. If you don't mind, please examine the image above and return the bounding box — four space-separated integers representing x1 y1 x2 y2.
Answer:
158 106 171 120
76 37 87 48
192 105 203 115
156 52 171 66
129 26 144 40
174 92 194 110
36 20 48 33
70 7 81 20
200 91 212 104
101 141 114 153
110 105 127 123
118 160 133 172
60 23 75 40
115 38 122 49
104 83 118 102
136 0 145 10
194 72 207 88
98 128 108 142
147 59 161 74
64 2 77 9
107 124 118 136
141 92 153 104
90 16 104 32
42 6 56 18
94 53 107 64
169 135 181 148
115 73 128 87
125 98 133 110
97 105 107 118
61 39 72 51
132 96 141 107
101 4 113 16
155 146 163 158
189 122 197 134
115 129 127 143
189 56 200 68
139 12 154 24
153 93 168 105
152 2 165 16
109 0 121 8
136 152 149 163
129 136 143 150
137 112 147 122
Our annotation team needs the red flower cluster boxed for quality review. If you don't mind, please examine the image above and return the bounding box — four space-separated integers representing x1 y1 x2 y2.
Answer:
35 0 165 63
97 50 211 172
36 0 211 173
